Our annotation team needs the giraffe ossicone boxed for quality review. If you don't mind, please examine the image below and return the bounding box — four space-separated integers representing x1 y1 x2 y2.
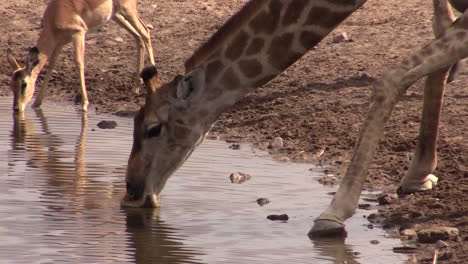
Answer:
123 0 465 237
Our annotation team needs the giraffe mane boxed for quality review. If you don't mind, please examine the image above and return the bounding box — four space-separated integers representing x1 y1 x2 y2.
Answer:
184 0 269 73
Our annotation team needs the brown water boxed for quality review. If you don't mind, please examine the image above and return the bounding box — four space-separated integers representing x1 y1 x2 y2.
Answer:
0 98 407 264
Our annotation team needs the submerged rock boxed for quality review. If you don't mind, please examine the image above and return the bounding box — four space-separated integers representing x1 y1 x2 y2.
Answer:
256 198 270 206
267 214 289 221
97 120 117 129
229 172 251 184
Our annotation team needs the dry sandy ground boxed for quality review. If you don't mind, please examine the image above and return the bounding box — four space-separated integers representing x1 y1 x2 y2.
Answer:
0 0 467 263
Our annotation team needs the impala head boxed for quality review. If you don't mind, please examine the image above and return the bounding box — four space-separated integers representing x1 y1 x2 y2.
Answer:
122 66 209 208
7 47 40 113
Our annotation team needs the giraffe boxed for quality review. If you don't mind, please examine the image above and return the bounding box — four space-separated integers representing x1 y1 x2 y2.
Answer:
6 0 155 113
122 0 466 237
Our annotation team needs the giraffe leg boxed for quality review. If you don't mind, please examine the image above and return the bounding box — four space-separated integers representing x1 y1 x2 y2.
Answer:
72 32 89 112
399 68 448 193
399 0 455 193
310 11 468 237
32 45 63 108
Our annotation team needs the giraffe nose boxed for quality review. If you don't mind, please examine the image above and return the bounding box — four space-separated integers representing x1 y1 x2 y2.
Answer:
126 181 145 201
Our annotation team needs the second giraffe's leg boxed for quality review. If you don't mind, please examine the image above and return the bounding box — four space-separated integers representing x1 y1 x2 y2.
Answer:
310 11 468 237
32 45 63 108
72 32 89 112
399 68 448 193
400 0 454 193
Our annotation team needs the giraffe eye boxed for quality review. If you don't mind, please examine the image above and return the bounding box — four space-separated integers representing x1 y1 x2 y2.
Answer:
145 123 163 138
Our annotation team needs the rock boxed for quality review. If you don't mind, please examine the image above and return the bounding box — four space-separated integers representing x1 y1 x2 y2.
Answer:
367 213 385 224
370 240 380 245
417 227 459 243
278 156 290 162
97 120 117 129
229 143 240 150
114 36 124 42
269 137 284 149
267 214 289 221
377 193 397 205
400 228 417 240
358 203 372 210
256 198 270 206
317 175 338 185
332 32 350 43
146 24 154 29
392 246 419 254
436 240 449 249
229 172 251 184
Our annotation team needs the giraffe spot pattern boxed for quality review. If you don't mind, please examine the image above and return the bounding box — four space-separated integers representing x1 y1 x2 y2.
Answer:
206 60 224 84
225 31 249 61
268 32 302 70
299 30 322 50
239 59 263 78
220 68 241 90
248 0 282 34
282 0 308 26
246 38 265 56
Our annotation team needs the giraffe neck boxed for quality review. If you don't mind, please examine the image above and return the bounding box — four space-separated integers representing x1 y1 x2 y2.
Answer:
188 0 366 117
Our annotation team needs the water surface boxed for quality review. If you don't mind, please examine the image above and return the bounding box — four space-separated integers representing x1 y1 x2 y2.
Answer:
0 99 407 263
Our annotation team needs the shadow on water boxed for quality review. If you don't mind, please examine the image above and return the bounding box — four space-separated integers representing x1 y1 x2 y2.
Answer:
0 98 407 263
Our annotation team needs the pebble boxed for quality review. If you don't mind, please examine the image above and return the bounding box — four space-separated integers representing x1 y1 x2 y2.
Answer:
97 120 117 129
332 32 350 43
436 240 449 249
377 193 397 205
256 198 270 206
267 214 289 221
229 172 251 184
317 175 338 185
400 228 417 240
269 136 284 149
417 226 459 243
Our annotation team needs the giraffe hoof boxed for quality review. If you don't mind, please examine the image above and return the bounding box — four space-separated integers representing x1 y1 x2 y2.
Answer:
399 174 438 194
308 219 347 238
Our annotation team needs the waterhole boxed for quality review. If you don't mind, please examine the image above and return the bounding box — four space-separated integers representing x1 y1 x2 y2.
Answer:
0 98 407 263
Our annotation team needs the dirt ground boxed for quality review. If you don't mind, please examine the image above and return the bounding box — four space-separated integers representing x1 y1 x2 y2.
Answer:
0 0 467 263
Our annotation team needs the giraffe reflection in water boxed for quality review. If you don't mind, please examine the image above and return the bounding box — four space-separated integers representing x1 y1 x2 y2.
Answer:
8 109 203 263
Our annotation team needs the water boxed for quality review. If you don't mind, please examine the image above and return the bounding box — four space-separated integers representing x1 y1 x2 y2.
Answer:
0 98 407 264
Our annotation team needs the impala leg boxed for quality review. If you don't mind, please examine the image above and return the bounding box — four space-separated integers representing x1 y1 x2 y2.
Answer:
32 45 63 108
72 32 89 112
310 12 468 237
113 14 151 94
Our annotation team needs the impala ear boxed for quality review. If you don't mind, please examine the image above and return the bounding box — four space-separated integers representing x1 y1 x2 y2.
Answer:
140 66 161 97
25 47 40 74
7 48 21 71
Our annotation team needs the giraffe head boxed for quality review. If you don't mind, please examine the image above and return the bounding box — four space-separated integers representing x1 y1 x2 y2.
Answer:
121 66 211 208
7 47 40 113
